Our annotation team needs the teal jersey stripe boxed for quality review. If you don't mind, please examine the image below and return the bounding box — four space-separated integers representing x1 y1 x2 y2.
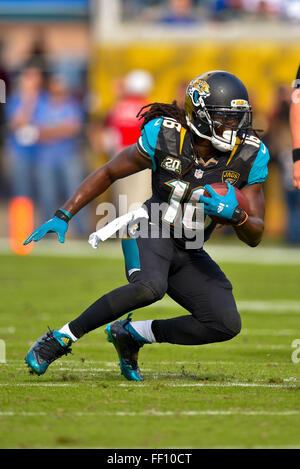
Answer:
122 238 141 272
247 141 270 185
139 118 163 172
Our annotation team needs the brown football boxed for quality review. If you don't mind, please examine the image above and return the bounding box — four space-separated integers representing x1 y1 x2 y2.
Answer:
203 182 250 225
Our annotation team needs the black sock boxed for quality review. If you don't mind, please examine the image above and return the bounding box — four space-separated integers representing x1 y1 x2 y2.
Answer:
68 282 158 339
68 295 114 339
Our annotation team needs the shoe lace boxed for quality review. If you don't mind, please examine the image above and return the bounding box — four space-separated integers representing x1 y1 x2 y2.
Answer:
36 329 72 363
123 313 145 349
123 313 133 327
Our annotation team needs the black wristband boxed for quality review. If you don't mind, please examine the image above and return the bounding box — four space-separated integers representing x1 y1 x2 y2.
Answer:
231 206 247 226
293 148 300 163
54 209 71 223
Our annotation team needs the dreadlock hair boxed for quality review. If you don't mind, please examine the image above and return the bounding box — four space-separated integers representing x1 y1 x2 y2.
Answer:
137 100 196 177
136 100 188 130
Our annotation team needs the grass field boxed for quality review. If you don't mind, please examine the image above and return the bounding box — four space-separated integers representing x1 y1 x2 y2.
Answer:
0 239 299 449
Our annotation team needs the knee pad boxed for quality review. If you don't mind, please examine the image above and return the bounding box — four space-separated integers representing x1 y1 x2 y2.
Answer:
134 277 167 304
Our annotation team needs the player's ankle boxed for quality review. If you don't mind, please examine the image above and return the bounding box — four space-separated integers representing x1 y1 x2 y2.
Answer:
126 320 156 344
58 324 79 342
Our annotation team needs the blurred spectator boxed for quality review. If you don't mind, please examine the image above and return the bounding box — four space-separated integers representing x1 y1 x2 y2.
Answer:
102 69 154 213
175 79 189 107
5 65 45 199
290 65 300 189
159 0 198 23
283 0 300 21
210 0 240 21
26 36 48 75
122 0 300 22
266 85 300 244
86 117 111 204
105 70 154 151
34 74 89 236
123 0 159 18
48 53 88 103
240 0 282 15
0 40 10 198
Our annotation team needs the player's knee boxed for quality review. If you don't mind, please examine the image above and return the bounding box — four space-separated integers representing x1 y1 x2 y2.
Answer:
135 278 167 304
222 309 242 339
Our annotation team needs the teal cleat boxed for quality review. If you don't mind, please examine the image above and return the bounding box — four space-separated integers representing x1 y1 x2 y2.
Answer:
25 329 73 376
105 314 148 382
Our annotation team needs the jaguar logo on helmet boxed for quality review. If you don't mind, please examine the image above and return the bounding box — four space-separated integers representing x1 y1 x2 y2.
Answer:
188 79 210 106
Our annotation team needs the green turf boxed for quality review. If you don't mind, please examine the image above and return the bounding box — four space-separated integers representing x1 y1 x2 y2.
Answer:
0 252 299 449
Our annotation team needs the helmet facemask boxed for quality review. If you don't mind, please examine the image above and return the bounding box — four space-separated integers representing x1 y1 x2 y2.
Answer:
187 100 252 152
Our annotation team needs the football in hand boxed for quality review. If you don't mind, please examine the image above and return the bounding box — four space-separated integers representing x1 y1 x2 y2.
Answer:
203 182 250 225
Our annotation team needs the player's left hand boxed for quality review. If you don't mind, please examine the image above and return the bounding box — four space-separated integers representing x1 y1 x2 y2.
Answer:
199 182 239 220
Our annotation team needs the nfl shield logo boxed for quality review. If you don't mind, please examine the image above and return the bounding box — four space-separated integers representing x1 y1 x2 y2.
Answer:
194 169 204 179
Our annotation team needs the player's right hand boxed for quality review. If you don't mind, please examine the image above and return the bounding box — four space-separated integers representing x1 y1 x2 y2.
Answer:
200 182 238 221
24 216 69 245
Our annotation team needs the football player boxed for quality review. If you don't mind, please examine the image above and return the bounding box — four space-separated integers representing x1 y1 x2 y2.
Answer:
24 71 269 381
290 64 300 189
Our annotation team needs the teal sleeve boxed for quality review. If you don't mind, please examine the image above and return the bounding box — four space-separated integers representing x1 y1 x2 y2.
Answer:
137 118 163 172
121 238 141 273
247 142 270 185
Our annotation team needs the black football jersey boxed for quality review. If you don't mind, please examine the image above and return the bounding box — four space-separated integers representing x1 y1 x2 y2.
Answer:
136 116 269 248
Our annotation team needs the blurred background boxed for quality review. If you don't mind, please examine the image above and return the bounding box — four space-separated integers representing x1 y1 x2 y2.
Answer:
0 0 300 250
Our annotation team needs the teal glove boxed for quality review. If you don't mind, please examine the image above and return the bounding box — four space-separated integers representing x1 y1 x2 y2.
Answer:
199 182 239 221
24 209 72 245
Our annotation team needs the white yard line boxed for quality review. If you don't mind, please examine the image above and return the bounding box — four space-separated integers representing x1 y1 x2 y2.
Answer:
0 359 264 364
0 382 296 388
148 298 300 312
92 360 290 367
241 329 296 335
0 412 47 416
118 382 297 388
0 383 73 387
205 245 300 265
71 343 292 350
17 300 300 317
10 366 300 384
0 410 299 417
0 327 15 334
3 358 295 366
237 301 300 313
